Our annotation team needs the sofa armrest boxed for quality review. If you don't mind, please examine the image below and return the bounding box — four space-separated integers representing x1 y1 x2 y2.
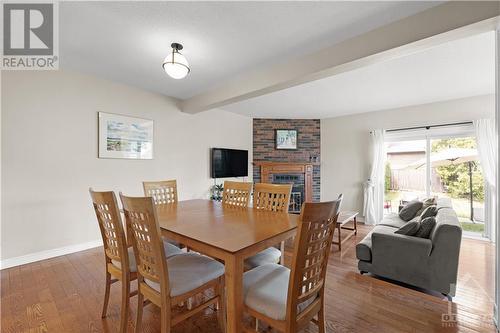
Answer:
371 232 432 274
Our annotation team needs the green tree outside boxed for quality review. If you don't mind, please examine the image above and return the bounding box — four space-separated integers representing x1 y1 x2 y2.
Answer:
431 138 484 202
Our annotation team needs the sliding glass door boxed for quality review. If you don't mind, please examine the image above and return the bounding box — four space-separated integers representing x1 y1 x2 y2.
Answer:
384 125 486 238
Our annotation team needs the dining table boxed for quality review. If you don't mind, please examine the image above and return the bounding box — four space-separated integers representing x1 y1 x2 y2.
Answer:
155 199 299 333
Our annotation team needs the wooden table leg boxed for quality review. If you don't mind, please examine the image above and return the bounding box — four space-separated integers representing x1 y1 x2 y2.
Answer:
354 216 357 235
225 255 244 333
337 224 342 251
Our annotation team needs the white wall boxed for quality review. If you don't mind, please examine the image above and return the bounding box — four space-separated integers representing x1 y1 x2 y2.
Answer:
321 94 495 216
1 70 252 264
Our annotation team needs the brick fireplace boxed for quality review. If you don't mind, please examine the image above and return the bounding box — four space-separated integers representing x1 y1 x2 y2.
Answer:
253 119 320 212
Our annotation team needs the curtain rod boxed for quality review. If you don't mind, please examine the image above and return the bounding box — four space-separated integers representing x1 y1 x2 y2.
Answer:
385 121 473 133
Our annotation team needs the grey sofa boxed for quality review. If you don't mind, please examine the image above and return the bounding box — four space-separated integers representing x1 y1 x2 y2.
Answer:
356 198 462 297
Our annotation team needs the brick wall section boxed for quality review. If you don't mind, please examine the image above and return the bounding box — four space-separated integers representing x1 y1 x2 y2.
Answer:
253 119 320 202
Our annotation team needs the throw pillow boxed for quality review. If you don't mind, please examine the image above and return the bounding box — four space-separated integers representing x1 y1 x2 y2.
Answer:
416 197 437 216
399 200 423 221
420 205 438 219
415 217 436 238
395 221 420 236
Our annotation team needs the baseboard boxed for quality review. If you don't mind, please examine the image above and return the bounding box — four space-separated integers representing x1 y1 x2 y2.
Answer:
0 239 103 270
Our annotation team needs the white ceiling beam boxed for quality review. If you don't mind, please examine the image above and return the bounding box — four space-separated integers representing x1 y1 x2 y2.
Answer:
180 1 500 114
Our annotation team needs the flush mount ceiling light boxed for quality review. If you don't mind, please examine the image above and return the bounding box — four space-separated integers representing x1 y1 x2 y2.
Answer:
162 42 190 79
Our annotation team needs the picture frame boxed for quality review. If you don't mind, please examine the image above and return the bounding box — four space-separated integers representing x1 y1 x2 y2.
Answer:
275 129 298 150
98 112 154 159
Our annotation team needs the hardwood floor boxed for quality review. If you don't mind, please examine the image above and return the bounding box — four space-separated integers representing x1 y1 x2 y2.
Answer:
1 223 496 333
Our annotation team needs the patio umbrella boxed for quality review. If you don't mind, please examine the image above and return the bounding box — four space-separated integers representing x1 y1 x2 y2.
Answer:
406 148 478 221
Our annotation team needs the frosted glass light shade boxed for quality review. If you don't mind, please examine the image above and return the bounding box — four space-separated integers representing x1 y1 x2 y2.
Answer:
163 51 190 79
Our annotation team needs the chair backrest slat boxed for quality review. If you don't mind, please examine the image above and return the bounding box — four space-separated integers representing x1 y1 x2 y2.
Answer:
143 180 178 206
253 183 292 213
89 189 129 271
286 198 341 322
222 181 252 207
120 194 169 293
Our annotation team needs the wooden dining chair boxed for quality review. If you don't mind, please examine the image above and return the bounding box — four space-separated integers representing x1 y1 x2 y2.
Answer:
119 193 226 333
244 183 292 270
89 188 137 333
221 181 252 207
253 183 292 213
90 189 184 333
143 179 178 205
242 199 341 333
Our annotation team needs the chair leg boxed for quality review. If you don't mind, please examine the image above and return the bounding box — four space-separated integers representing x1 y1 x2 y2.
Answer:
135 292 144 333
280 241 285 265
317 303 326 333
101 271 111 318
160 304 171 333
216 277 227 333
120 276 131 333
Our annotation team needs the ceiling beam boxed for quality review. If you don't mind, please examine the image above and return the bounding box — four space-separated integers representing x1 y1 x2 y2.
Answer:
180 1 500 114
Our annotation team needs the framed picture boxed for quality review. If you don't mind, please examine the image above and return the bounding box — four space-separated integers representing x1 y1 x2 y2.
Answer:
275 129 298 150
98 112 153 159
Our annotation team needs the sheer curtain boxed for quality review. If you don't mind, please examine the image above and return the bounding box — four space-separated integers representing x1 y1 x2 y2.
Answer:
474 119 497 241
363 129 386 225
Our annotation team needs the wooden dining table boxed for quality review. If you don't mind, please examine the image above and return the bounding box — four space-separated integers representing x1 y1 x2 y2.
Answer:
155 199 299 333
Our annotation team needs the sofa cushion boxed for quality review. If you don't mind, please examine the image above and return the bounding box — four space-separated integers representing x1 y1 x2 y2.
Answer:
415 217 436 238
399 200 423 221
420 205 438 219
416 197 437 216
356 225 396 262
395 221 420 236
378 213 407 229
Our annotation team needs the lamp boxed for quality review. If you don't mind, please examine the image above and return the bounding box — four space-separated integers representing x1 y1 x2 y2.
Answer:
162 43 190 79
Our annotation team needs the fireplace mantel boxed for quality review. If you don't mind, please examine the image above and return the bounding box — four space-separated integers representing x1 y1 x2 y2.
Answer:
253 161 314 202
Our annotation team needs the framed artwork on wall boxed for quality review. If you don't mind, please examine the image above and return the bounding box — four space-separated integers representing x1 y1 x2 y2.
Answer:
275 129 298 150
98 112 154 159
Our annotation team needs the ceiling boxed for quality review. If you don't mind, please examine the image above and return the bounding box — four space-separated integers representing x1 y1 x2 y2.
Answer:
222 31 495 119
60 1 440 100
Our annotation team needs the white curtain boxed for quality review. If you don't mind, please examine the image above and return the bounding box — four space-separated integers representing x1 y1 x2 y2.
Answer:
363 129 386 225
474 119 497 241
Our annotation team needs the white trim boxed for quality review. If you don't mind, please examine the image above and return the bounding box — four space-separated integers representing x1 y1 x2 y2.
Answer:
494 28 499 332
0 239 103 270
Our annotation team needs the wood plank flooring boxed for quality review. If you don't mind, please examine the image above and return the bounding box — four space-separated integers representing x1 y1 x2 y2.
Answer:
1 223 496 333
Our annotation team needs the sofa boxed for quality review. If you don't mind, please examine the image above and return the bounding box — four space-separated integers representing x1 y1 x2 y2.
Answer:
356 198 462 297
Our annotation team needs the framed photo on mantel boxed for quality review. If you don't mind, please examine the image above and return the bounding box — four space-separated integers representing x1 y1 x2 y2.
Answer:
275 129 298 150
98 112 154 159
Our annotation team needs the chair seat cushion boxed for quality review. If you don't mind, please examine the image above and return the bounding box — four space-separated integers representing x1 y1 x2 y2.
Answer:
145 253 225 297
244 247 281 270
112 240 182 272
243 263 316 321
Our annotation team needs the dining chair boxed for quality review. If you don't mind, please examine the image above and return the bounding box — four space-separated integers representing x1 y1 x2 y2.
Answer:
90 189 184 333
221 181 252 207
143 179 183 248
119 193 226 333
242 199 341 333
244 183 292 270
89 188 137 333
143 179 178 205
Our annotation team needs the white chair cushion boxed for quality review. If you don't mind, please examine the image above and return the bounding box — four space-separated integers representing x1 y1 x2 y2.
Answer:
243 263 316 321
244 247 281 270
112 240 183 272
145 253 225 297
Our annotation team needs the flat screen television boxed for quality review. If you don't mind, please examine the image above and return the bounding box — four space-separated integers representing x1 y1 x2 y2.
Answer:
211 148 248 178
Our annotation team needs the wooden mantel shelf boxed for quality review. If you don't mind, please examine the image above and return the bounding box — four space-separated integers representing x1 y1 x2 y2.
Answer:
253 161 314 202
252 161 320 166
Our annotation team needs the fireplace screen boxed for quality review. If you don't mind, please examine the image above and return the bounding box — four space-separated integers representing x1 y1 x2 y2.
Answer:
272 174 305 213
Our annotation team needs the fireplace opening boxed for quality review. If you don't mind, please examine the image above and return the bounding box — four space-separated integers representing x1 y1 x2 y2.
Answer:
272 174 305 213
